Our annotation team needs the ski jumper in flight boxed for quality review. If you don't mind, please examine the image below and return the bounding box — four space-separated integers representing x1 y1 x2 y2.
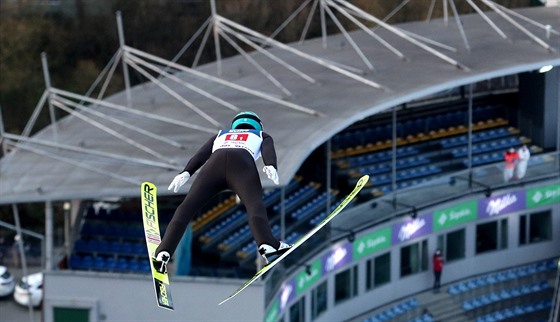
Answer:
153 111 291 273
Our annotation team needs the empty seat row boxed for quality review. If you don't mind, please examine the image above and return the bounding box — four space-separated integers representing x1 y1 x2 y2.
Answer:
340 146 419 169
74 239 147 257
290 192 331 221
81 222 146 240
363 298 419 322
462 281 550 311
475 299 552 322
450 137 521 158
368 165 442 186
439 127 512 148
70 255 150 273
192 195 237 232
448 260 557 296
333 106 504 150
354 155 431 176
199 210 245 244
407 313 434 322
461 152 504 167
272 184 320 214
85 207 139 221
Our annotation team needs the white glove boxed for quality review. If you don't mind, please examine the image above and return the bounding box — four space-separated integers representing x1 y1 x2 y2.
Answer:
263 165 279 185
168 171 190 193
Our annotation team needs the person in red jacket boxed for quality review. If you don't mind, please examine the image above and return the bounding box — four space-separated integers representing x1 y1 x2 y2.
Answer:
503 147 519 182
433 249 444 293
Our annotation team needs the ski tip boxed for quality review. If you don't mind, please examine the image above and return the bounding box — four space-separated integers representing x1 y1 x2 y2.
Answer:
358 174 369 185
218 298 229 306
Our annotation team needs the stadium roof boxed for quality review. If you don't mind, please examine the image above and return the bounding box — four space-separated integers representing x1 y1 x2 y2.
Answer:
1 4 559 204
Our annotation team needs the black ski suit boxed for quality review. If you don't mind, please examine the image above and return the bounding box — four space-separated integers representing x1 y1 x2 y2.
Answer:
156 129 281 257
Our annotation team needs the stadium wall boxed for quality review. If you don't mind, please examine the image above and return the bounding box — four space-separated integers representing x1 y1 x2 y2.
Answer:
263 180 560 322
43 272 264 321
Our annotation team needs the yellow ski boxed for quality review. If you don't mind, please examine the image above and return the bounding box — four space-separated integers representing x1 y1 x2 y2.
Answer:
141 182 174 310
219 175 369 305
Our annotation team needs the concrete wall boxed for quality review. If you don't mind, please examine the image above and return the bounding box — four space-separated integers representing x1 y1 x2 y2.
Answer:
44 272 264 322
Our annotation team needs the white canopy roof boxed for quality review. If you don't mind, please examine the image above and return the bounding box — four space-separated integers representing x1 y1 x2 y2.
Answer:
1 5 559 204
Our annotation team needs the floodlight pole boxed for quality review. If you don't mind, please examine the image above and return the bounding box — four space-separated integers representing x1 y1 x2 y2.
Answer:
0 104 6 155
12 204 35 321
210 0 223 75
116 11 132 107
467 83 473 171
391 106 398 193
326 139 332 219
41 53 58 144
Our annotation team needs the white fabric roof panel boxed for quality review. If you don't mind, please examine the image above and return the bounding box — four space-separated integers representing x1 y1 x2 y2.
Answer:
1 7 559 204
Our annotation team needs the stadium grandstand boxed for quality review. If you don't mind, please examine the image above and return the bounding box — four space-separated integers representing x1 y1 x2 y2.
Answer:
0 1 559 321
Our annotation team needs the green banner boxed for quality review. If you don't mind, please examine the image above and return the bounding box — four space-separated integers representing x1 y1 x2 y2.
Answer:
353 227 391 260
296 259 322 295
527 183 560 208
433 200 477 231
264 298 279 322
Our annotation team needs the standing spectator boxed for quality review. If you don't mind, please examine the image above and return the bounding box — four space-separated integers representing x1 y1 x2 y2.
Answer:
503 148 519 182
433 249 444 293
516 144 531 179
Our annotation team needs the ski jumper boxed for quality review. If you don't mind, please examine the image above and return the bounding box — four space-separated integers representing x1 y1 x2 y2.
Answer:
156 129 280 257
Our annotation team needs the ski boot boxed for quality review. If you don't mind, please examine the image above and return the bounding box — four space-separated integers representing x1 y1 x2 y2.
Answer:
152 251 170 274
258 241 292 265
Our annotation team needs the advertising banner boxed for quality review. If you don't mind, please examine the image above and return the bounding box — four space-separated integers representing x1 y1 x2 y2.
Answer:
433 200 477 231
353 227 392 260
322 243 353 275
296 259 322 295
264 298 279 322
391 213 433 245
278 278 297 312
526 183 560 208
478 191 526 219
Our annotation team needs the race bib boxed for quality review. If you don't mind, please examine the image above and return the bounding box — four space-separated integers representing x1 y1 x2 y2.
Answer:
212 130 263 160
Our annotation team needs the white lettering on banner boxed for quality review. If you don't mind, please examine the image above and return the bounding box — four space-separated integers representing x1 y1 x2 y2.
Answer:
546 189 560 199
450 209 471 220
486 194 517 216
280 284 293 310
368 236 386 248
398 218 426 242
325 247 348 272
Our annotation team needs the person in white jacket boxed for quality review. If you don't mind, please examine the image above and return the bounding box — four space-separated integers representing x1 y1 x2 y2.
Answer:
153 111 291 273
516 144 531 179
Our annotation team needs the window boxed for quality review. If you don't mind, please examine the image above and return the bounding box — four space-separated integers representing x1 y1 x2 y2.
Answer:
289 297 305 322
400 239 428 277
519 211 552 245
366 252 391 290
476 219 507 254
54 308 89 322
334 266 358 304
437 229 466 262
311 281 327 320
